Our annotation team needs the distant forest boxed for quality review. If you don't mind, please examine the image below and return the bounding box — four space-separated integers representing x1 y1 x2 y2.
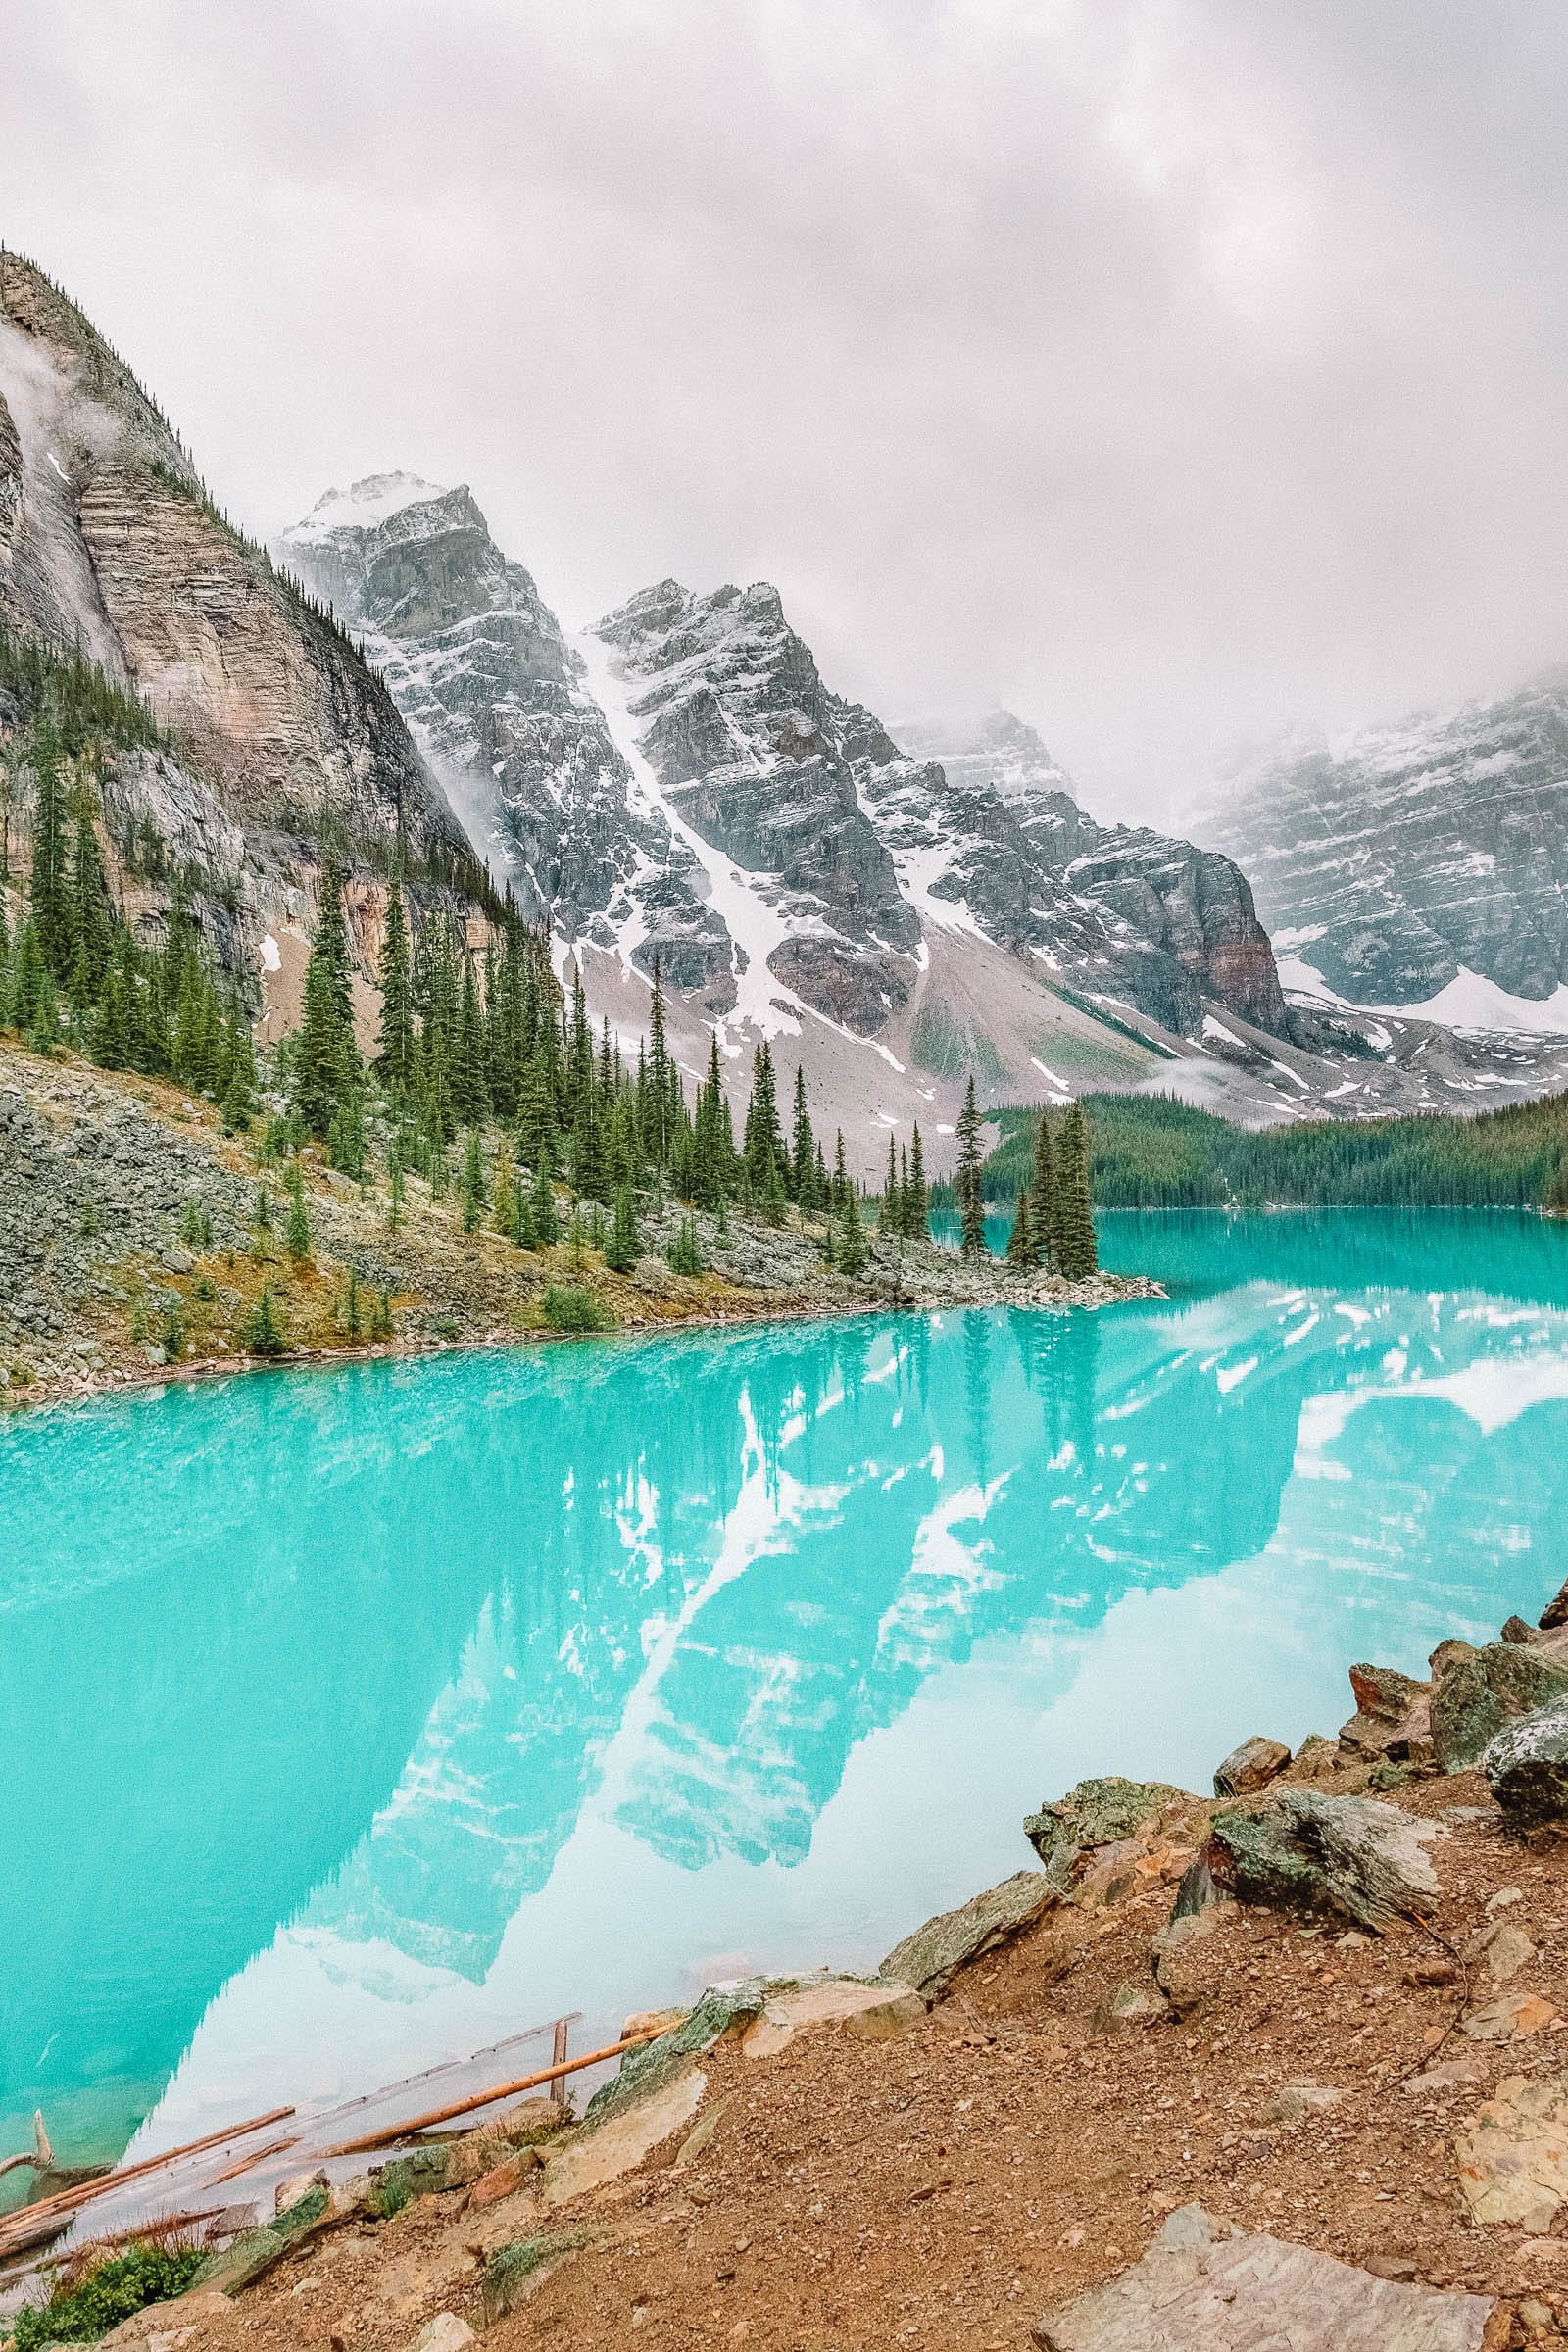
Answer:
974 1090 1568 1212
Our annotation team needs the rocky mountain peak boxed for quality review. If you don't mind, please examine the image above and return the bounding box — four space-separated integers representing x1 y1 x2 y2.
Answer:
1200 672 1568 1018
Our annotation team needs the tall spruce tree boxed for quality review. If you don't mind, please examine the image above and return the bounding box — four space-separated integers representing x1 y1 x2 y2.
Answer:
1033 1109 1059 1274
293 858 360 1139
28 719 71 978
376 882 415 1098
956 1076 989 1260
1056 1101 1099 1276
1006 1185 1040 1267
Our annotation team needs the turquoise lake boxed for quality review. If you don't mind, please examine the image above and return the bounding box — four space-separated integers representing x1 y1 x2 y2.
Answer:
7 1208 1568 2180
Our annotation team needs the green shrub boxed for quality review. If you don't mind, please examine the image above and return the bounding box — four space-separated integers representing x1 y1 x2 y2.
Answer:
542 1285 610 1334
12 2244 206 2350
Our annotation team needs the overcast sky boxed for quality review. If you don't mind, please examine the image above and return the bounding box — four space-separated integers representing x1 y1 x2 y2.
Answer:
4 0 1566 816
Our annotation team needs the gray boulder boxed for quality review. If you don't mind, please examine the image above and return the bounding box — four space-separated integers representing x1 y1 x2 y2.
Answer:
880 1870 1056 1999
1207 1789 1441 1932
1431 1642 1568 1771
1032 2203 1495 2349
1484 1695 1568 1829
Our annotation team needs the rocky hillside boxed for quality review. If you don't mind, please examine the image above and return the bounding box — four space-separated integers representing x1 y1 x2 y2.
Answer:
0 256 488 1004
0 1036 1154 1409
1200 673 1568 1020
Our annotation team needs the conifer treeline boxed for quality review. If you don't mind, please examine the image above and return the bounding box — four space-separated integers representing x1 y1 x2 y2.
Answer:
287 859 925 1265
947 1075 1100 1277
0 715 256 1114
981 1089 1568 1213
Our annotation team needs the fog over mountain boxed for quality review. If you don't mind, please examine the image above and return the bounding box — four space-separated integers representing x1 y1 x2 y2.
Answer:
6 1 1568 818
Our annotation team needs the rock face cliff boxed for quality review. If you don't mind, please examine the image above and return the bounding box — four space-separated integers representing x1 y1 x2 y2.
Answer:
1200 676 1568 1013
0 258 475 938
896 710 1289 1038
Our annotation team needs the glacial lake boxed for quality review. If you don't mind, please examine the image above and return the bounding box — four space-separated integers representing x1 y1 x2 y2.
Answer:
6 1208 1568 2184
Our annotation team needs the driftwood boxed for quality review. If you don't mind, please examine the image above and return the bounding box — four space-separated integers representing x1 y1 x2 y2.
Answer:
0 2113 53 2181
0 2106 295 2261
318 2027 667 2159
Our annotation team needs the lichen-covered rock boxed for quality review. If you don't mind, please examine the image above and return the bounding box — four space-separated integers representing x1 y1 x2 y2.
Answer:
1033 2204 1494 2349
1485 1695 1568 1828
481 2230 596 2323
1207 1789 1441 1932
1432 1642 1568 1772
1024 1777 1193 1888
584 1982 768 2125
880 1871 1057 1998
1213 1737 1292 1796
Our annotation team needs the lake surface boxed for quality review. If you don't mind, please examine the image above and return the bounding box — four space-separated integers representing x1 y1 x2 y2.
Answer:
6 1209 1568 2181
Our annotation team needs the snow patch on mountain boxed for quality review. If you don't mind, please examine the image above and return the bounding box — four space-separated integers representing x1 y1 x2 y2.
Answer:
286 472 449 545
571 625 802 1039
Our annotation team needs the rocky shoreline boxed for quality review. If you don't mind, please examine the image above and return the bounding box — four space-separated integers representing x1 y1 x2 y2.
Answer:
14 1587 1568 2348
0 1041 1161 1413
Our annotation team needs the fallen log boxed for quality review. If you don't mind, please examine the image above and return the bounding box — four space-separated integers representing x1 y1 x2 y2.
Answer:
318 2028 668 2158
0 2106 295 2261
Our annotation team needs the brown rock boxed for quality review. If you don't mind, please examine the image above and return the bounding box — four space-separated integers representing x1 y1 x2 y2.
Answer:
1340 1662 1433 1762
468 2151 538 2209
1213 1736 1292 1797
1541 1578 1568 1632
1502 1616 1543 1645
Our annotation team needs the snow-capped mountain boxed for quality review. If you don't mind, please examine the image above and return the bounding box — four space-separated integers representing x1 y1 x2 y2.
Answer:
896 710 1289 1037
277 479 1293 1048
1200 674 1568 1026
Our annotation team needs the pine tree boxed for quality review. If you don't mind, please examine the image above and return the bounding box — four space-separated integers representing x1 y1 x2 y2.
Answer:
284 1166 312 1260
744 1043 785 1196
376 882 415 1098
879 1131 899 1230
293 858 360 1140
462 1131 487 1232
532 1139 561 1245
791 1066 817 1207
1056 1102 1099 1277
453 955 490 1125
245 1285 286 1357
605 1182 640 1273
838 1185 868 1276
956 1077 989 1260
27 719 71 978
493 1139 518 1238
387 1144 407 1230
1033 1110 1059 1274
67 798 111 1006
666 1213 705 1276
1006 1185 1039 1268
